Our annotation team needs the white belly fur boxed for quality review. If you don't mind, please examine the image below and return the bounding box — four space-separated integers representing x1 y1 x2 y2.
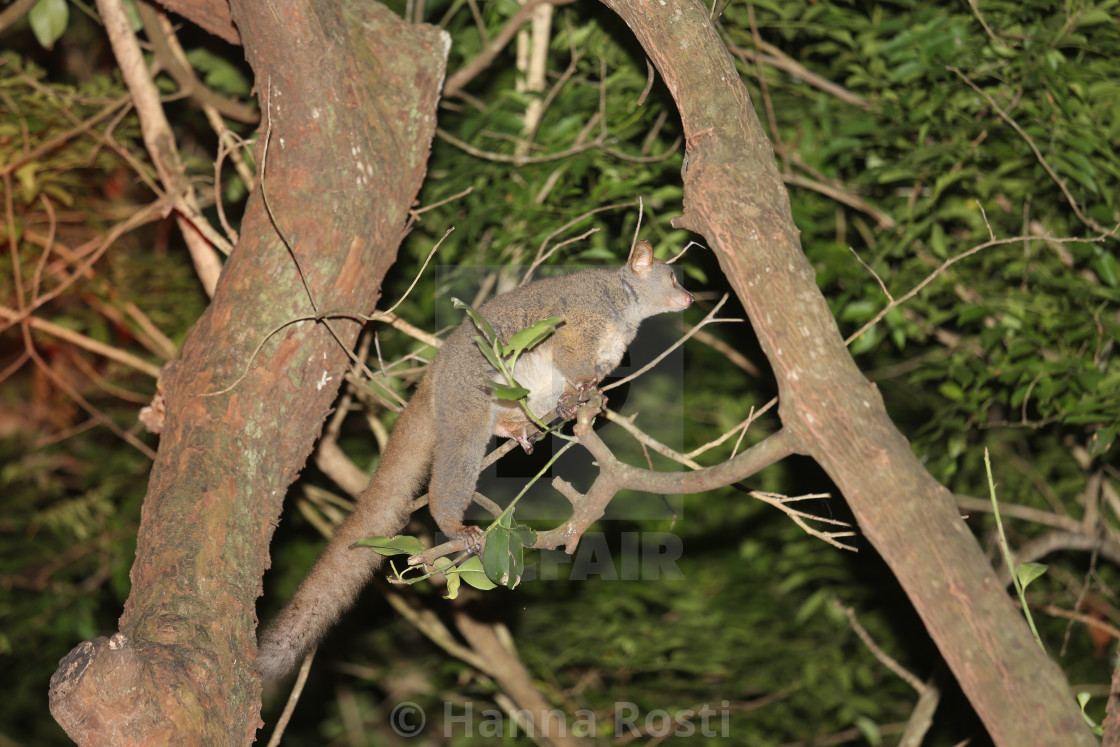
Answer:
508 345 565 418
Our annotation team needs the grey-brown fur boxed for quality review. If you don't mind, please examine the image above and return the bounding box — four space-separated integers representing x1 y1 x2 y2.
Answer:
256 242 692 679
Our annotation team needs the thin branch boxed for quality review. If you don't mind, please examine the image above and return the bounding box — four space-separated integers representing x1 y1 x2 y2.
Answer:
955 494 1085 534
411 186 473 217
965 0 1005 44
0 306 162 378
725 38 870 111
532 417 800 554
384 583 488 671
949 66 1111 235
746 3 786 171
846 227 1111 346
898 669 943 747
264 647 316 747
1036 604 1120 645
436 126 602 165
58 343 153 405
603 409 703 470
784 172 895 230
605 293 735 392
522 200 636 283
516 0 554 157
849 246 893 301
685 403 773 460
0 94 133 177
0 0 37 31
22 327 157 459
678 323 762 378
382 229 452 317
444 0 577 98
750 491 855 550
838 601 925 692
996 531 1120 587
96 0 229 293
138 2 259 124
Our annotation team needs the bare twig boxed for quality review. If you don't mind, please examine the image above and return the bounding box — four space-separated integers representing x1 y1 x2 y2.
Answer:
603 410 703 470
436 126 603 165
522 201 636 282
898 669 943 747
0 306 162 378
678 323 762 378
685 403 773 460
1035 603 1120 644
533 416 800 553
96 0 228 293
783 172 895 230
725 38 870 111
950 67 1112 235
444 0 577 98
22 328 157 459
264 647 316 747
849 246 893 301
0 0 37 31
746 4 785 170
605 294 736 392
846 227 1111 346
138 2 259 124
838 601 925 692
750 492 855 550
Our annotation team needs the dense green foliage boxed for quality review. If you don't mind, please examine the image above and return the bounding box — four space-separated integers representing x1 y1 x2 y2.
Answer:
1 0 1117 744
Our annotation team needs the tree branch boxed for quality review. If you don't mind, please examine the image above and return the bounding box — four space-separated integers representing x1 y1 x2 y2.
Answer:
599 1 1096 743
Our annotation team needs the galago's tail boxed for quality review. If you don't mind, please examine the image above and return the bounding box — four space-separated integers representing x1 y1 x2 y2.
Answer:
256 375 435 680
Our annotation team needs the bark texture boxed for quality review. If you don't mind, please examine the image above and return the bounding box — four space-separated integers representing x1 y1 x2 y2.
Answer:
600 0 1094 744
47 2 448 743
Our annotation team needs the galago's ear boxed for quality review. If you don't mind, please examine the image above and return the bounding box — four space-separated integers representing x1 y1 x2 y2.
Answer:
628 239 654 274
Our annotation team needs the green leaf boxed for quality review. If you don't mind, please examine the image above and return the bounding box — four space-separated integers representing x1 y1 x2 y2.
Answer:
487 382 531 400
1078 691 1104 735
853 716 882 746
457 556 497 590
15 162 40 204
29 0 69 50
185 48 253 96
1091 426 1115 458
794 588 830 625
435 557 460 599
577 247 619 261
482 518 527 588
939 382 964 401
453 297 497 343
840 300 877 321
1075 8 1112 28
1015 562 1048 590
471 335 504 371
514 526 537 546
482 525 511 582
683 264 708 284
1093 249 1118 288
505 315 562 357
353 535 426 556
121 0 142 31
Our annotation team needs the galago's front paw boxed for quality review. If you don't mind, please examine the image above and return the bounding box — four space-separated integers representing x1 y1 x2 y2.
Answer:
557 380 606 420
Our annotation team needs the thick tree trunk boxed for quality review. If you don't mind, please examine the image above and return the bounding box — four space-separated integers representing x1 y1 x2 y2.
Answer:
601 0 1094 744
47 2 447 743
